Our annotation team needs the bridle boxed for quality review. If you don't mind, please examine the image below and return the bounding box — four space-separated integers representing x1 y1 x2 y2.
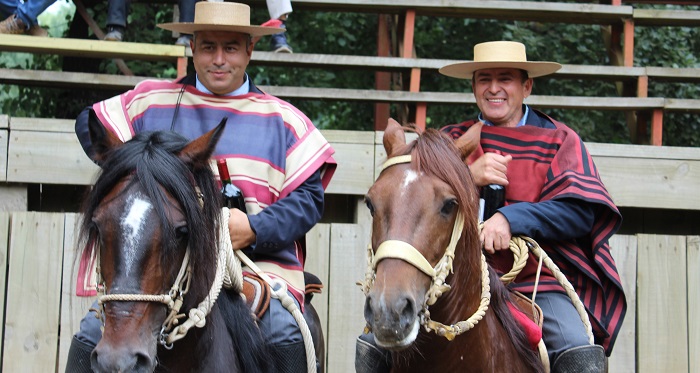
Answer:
92 187 220 348
359 154 491 341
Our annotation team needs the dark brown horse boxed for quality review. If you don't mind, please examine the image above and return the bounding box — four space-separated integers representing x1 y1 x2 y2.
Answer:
80 113 323 372
361 119 543 372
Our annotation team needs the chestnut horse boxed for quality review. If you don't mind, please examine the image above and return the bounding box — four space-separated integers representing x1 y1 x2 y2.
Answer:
80 114 323 372
361 119 543 372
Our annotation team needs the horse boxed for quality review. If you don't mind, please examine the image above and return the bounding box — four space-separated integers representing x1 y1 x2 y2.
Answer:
361 119 543 372
80 112 324 372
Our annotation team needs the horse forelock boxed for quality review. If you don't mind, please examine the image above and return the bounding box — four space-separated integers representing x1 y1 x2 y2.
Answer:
410 129 480 251
81 131 221 303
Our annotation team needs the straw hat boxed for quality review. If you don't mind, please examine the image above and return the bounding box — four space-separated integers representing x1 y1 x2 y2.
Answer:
158 1 283 37
439 41 562 79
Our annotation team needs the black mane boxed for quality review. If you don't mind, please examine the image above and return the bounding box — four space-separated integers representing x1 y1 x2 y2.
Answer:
80 130 269 372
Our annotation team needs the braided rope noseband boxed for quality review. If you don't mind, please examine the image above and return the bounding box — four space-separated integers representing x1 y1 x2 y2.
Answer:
360 155 491 341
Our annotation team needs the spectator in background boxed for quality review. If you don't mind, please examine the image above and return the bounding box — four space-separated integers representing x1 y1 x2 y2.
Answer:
266 0 293 53
104 0 198 45
0 0 53 36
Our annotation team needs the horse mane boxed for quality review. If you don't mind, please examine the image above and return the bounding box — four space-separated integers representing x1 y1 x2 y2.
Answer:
404 128 543 373
80 130 269 371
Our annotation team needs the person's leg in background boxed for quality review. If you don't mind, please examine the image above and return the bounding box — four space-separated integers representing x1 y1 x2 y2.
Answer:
266 0 292 53
0 0 52 36
104 0 129 41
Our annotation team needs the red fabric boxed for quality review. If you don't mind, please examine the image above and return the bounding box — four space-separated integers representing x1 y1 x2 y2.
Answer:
76 239 97 297
261 19 283 28
507 302 542 350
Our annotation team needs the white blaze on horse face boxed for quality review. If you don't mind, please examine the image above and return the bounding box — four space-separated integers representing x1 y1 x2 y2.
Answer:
121 195 153 276
400 169 419 197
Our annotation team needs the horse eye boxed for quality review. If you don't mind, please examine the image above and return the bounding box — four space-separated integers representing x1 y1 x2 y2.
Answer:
364 197 375 217
440 199 458 216
175 226 189 240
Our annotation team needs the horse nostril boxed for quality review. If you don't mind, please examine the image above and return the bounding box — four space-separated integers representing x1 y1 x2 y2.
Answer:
399 297 416 330
135 351 154 371
364 296 375 324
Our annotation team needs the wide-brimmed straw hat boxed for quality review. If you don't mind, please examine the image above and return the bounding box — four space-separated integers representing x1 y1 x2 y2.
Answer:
158 2 283 37
439 41 562 79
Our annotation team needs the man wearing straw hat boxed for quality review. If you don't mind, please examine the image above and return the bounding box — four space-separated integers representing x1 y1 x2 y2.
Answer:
439 41 626 372
66 2 335 372
356 41 626 373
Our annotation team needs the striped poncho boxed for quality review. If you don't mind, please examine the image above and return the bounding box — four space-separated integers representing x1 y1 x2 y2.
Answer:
443 113 625 354
90 76 336 305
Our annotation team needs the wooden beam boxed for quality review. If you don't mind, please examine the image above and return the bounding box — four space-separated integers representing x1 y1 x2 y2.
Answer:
651 109 663 146
623 18 634 67
0 34 186 62
374 14 391 131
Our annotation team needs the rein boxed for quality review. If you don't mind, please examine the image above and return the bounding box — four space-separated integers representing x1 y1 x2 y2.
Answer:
360 155 491 341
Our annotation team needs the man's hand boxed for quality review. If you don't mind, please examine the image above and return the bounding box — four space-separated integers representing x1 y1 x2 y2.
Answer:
480 212 512 254
470 153 512 187
228 208 256 250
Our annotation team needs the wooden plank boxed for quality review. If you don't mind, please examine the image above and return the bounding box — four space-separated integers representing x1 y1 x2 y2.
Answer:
587 142 700 161
637 234 688 373
664 98 700 113
607 235 637 373
0 114 7 129
0 34 186 61
325 142 375 195
0 68 148 91
327 223 368 373
10 117 74 133
2 212 64 372
278 0 633 24
305 223 330 370
0 213 9 362
0 128 7 182
646 66 700 83
689 236 700 373
58 213 96 373
320 130 374 145
634 8 700 27
7 129 99 185
592 153 700 210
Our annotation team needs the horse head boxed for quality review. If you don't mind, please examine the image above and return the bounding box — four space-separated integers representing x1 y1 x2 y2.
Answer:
83 110 226 372
363 118 482 351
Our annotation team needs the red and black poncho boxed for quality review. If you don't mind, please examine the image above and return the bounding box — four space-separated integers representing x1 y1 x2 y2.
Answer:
443 111 626 354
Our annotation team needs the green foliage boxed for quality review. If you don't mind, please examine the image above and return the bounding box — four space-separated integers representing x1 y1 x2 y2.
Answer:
0 2 698 145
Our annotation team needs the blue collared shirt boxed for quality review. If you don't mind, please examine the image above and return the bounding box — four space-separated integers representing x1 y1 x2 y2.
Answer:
478 105 530 127
195 73 250 96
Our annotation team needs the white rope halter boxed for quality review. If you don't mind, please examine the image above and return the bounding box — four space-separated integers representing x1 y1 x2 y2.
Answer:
359 155 491 341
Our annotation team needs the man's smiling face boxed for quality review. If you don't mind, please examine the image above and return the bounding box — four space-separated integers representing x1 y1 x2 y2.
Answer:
472 68 533 127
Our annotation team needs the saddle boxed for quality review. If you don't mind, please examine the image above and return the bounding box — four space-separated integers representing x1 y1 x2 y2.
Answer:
241 271 323 319
508 290 544 350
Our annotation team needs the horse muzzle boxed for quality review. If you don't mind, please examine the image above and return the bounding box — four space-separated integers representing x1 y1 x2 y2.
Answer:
91 340 157 373
364 290 421 351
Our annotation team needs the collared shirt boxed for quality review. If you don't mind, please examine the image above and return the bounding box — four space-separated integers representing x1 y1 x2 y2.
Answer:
478 104 530 127
195 73 250 96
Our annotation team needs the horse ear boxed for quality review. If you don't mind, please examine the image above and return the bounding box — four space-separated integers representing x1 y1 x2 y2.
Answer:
88 108 123 162
179 118 227 167
454 121 483 161
383 118 407 157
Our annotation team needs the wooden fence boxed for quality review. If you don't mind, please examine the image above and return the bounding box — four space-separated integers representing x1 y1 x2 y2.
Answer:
0 211 697 372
